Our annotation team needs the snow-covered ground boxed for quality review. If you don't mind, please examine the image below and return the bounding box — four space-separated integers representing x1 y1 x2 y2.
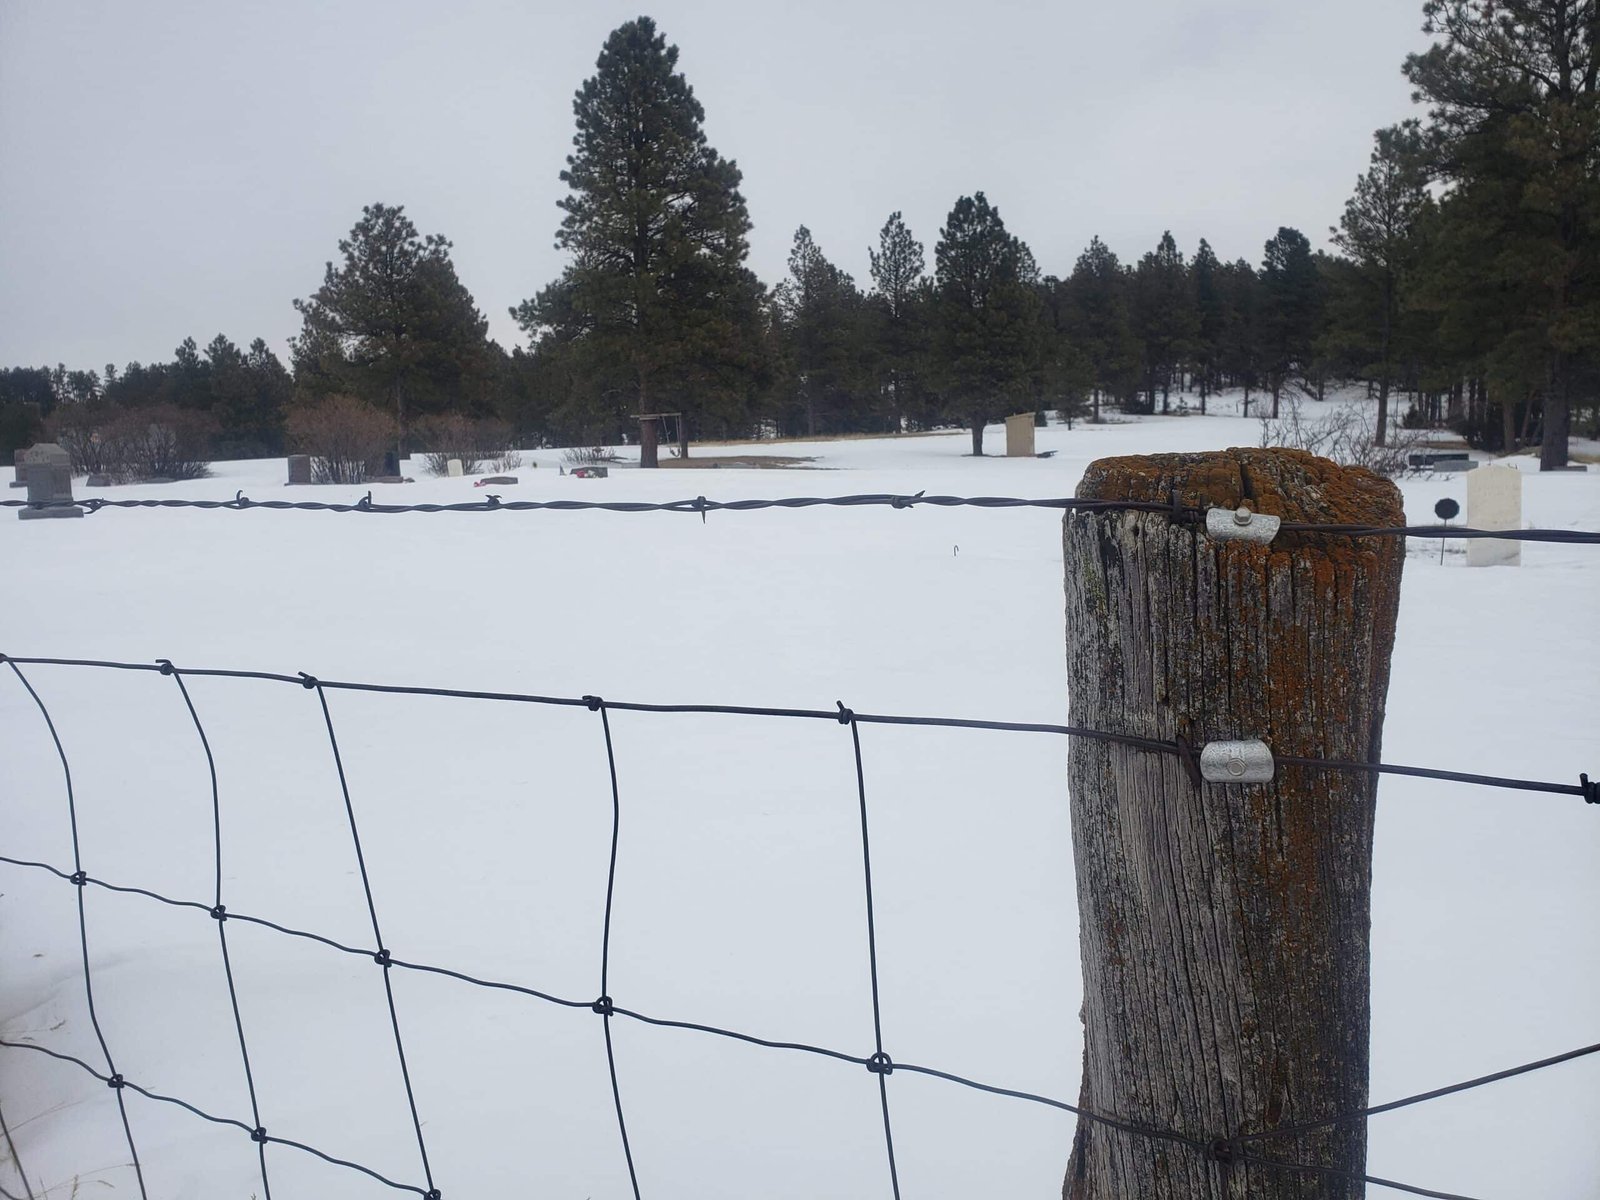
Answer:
3 395 1597 1199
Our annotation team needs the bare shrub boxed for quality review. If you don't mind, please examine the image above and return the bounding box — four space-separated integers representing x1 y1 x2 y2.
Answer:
561 445 619 465
113 405 216 480
287 395 396 484
45 404 214 480
413 414 517 476
1258 394 1425 478
46 405 132 477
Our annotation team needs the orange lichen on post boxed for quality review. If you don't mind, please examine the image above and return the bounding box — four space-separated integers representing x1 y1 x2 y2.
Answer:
1062 447 1405 1200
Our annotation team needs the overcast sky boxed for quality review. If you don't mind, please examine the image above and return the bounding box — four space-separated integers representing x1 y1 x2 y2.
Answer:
0 0 1434 371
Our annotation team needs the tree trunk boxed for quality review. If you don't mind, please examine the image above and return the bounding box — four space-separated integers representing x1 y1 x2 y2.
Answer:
1376 376 1390 449
639 414 659 469
1540 378 1570 470
1062 448 1404 1200
970 416 985 456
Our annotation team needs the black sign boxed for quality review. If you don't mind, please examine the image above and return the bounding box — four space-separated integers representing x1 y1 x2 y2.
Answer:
1434 497 1460 521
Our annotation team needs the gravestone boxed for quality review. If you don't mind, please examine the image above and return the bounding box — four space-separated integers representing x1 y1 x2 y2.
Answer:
447 458 464 477
1466 464 1521 567
11 445 36 487
287 454 312 485
18 443 83 520
1005 412 1035 457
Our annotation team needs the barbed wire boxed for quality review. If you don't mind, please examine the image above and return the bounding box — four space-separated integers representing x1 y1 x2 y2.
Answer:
3 490 1599 543
1 654 1594 1200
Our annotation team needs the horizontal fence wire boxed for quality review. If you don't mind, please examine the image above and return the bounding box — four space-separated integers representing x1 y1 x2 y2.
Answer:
1 654 1595 1200
3 655 1593 804
2 489 1599 544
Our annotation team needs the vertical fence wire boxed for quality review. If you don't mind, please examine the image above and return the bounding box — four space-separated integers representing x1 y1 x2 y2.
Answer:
160 662 273 1198
3 659 147 1200
306 678 440 1200
588 697 643 1200
841 704 902 1200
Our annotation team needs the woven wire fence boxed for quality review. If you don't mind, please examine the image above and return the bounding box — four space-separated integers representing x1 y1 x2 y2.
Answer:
1 650 1594 1200
2 496 1596 1200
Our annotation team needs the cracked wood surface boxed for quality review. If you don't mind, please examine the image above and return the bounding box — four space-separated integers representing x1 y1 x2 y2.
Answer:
1062 448 1404 1199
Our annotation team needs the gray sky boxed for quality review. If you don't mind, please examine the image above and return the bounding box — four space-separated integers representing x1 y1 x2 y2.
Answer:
0 0 1433 371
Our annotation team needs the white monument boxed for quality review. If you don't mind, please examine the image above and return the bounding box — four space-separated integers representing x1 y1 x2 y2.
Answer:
446 458 464 478
1466 464 1522 567
1005 413 1036 457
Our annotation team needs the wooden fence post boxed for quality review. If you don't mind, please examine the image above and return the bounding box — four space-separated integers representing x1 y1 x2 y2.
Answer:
1062 448 1405 1199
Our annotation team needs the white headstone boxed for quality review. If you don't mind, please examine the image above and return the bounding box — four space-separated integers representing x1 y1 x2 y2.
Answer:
447 458 463 478
1466 464 1521 567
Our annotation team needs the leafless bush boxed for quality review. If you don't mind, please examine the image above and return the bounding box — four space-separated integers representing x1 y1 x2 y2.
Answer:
46 403 214 480
287 395 395 484
114 405 216 480
561 445 618 465
1258 395 1424 478
413 414 517 477
46 405 131 477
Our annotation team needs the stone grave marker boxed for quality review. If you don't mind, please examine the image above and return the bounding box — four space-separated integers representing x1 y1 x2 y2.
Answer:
11 445 38 488
18 443 83 520
287 454 312 485
447 458 464 477
1466 464 1521 567
1005 412 1036 457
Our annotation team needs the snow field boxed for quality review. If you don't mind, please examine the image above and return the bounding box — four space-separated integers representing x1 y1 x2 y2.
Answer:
2 396 1597 1198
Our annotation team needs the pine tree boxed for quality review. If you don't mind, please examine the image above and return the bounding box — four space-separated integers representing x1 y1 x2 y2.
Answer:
514 17 763 456
1191 239 1224 411
293 202 490 458
1404 0 1599 467
1064 237 1139 421
1260 227 1323 417
774 226 868 436
868 212 929 429
933 193 1041 454
1130 232 1198 413
1330 122 1431 446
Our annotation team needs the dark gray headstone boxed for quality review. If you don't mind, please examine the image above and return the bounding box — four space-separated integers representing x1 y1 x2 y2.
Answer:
479 475 519 485
18 443 83 520
10 446 37 488
287 454 312 485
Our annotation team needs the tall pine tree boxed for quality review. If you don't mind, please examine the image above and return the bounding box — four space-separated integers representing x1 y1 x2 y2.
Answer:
514 17 763 456
933 193 1041 455
1331 122 1431 446
293 202 491 458
1404 0 1599 467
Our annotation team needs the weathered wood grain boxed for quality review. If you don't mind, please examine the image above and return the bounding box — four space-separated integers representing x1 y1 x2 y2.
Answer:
1062 448 1404 1200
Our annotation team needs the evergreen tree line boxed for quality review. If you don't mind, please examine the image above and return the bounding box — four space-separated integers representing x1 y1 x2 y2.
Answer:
4 3 1594 469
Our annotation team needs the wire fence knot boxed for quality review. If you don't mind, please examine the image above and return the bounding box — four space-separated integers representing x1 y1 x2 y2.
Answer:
233 491 252 510
210 904 227 921
373 948 391 968
836 701 854 725
69 871 87 887
156 659 176 676
583 695 604 712
356 491 373 512
889 491 924 510
1581 773 1597 804
1207 1137 1242 1165
298 672 319 690
591 995 614 1017
866 1051 894 1076
250 1126 268 1144
106 1073 124 1090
